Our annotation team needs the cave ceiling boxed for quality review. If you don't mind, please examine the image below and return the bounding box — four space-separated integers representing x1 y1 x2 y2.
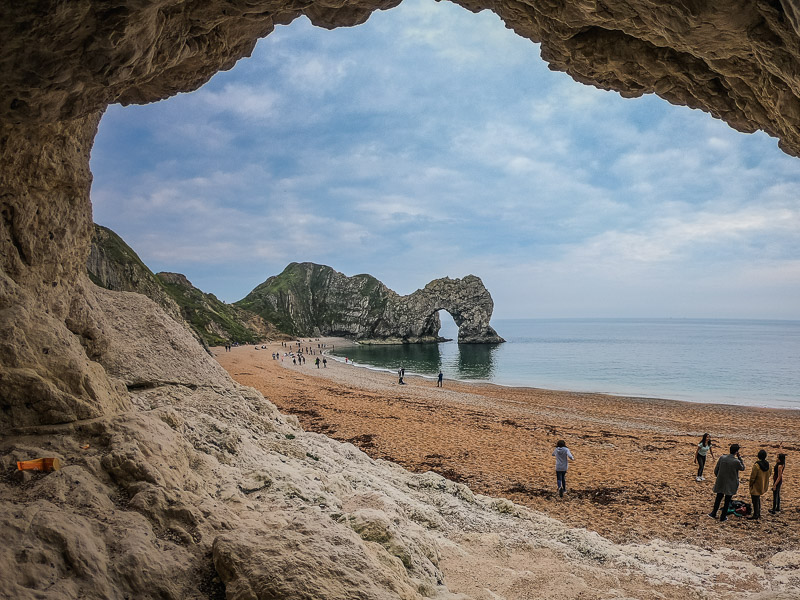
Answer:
3 0 800 155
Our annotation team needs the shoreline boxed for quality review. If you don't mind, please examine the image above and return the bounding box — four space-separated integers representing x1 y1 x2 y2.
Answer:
323 324 800 410
216 338 800 561
323 343 800 419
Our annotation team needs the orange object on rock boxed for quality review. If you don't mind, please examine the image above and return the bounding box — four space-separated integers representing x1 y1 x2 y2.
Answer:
16 457 62 472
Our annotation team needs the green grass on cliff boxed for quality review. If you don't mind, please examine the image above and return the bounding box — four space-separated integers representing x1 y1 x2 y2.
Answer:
158 278 260 345
89 224 265 346
92 225 156 281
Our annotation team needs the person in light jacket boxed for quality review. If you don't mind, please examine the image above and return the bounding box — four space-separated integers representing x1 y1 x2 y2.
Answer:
748 449 770 520
708 443 745 522
552 440 575 498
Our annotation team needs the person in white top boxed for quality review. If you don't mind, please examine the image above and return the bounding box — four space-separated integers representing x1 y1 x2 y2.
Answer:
552 440 575 498
695 433 714 481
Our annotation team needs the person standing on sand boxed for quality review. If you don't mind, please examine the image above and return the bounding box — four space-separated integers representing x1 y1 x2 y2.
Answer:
315 357 320 368
323 357 327 368
695 433 714 481
769 454 786 514
437 371 443 387
748 449 770 520
708 443 745 522
552 440 574 498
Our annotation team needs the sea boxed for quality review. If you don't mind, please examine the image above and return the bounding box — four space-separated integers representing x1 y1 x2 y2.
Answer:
328 318 800 409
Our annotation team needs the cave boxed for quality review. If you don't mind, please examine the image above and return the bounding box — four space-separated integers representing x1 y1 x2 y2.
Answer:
3 1 800 597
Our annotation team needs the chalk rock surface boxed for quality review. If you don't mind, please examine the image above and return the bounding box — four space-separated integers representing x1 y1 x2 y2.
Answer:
238 262 504 343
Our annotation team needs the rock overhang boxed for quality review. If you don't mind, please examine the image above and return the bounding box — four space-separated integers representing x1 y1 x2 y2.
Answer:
4 1 800 155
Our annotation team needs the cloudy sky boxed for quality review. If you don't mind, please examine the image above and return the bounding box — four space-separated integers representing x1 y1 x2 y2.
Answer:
90 0 800 319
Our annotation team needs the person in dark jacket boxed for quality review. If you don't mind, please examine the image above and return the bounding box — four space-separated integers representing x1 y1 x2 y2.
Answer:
748 449 770 520
769 454 786 514
708 443 745 522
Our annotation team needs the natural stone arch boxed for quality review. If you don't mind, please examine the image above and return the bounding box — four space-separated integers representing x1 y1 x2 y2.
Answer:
389 276 505 344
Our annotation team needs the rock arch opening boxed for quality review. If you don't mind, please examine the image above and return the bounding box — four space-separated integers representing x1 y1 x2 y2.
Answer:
436 309 459 342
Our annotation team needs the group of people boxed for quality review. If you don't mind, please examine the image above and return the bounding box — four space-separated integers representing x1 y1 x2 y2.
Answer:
551 435 787 521
701 436 786 521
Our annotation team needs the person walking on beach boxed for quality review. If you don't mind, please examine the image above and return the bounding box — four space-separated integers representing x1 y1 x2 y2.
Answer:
398 368 405 385
769 454 786 514
695 433 714 481
322 357 327 368
315 357 320 368
552 440 574 498
748 449 770 520
437 371 443 387
708 443 745 522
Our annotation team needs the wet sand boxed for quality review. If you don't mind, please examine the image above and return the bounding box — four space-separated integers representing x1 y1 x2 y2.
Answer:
217 339 800 562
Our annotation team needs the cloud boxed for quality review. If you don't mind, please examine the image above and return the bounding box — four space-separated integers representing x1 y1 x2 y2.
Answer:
198 83 282 120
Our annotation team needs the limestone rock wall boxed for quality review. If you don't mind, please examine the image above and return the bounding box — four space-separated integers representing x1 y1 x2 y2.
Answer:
0 116 129 429
238 262 504 343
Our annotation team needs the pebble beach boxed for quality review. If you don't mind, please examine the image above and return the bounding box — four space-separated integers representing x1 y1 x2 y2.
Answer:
216 338 800 562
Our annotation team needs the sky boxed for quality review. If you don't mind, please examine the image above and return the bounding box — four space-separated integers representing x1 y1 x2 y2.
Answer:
90 0 800 320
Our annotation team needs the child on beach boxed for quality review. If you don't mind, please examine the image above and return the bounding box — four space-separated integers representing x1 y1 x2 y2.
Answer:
552 440 574 498
695 433 714 481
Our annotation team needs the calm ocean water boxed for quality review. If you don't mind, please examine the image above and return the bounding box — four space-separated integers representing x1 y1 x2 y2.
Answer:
329 319 800 409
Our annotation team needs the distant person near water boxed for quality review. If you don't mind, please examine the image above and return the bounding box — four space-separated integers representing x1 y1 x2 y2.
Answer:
770 453 786 514
552 440 574 498
437 371 443 387
708 443 745 522
398 368 405 385
695 433 714 481
748 449 770 520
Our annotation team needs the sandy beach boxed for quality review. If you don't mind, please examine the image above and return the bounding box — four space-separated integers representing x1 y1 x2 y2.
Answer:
216 338 800 562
